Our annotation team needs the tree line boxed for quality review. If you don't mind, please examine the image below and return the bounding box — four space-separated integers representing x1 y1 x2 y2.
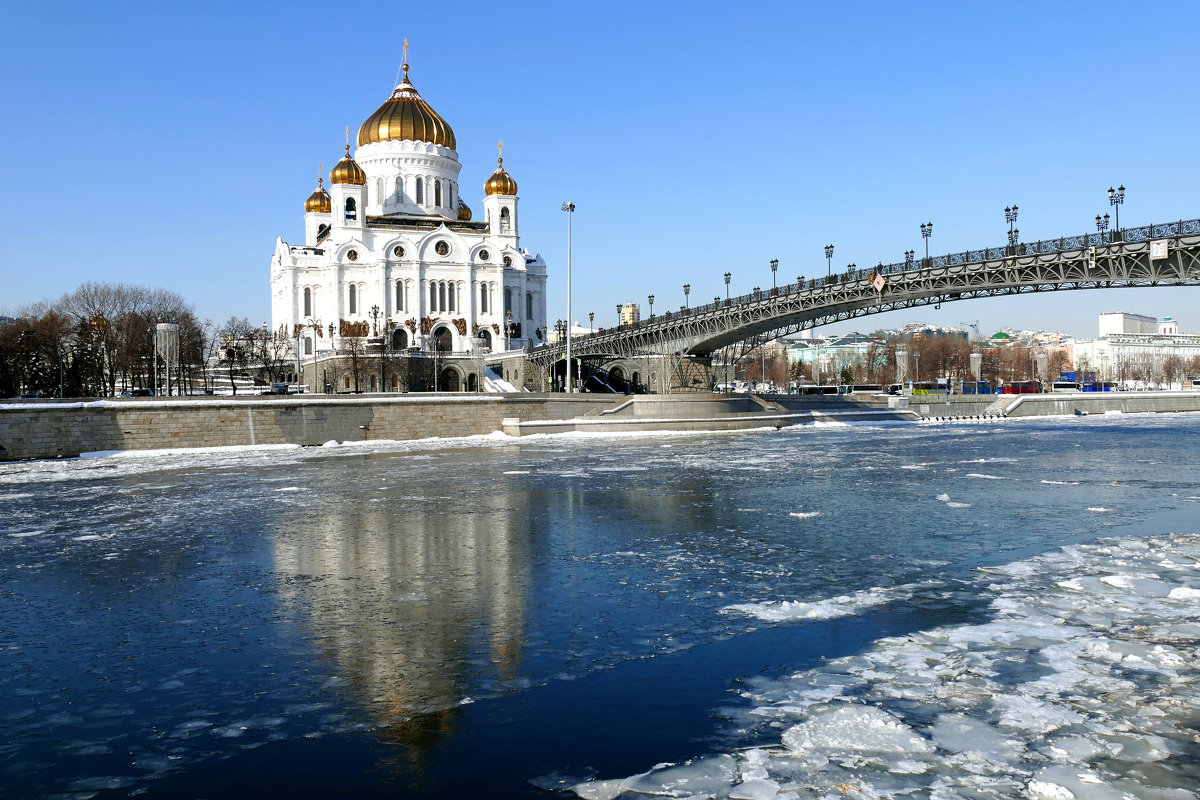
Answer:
0 282 292 397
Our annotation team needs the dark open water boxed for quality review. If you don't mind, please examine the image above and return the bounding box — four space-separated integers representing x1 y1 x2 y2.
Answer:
1 413 1198 798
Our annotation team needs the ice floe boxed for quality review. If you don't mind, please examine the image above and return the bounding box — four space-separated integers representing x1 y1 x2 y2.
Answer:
577 533 1200 799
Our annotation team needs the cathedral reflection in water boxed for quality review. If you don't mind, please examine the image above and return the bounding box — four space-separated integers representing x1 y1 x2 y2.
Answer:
272 490 540 742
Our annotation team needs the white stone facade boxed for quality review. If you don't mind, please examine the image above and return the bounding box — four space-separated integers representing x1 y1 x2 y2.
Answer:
270 79 547 362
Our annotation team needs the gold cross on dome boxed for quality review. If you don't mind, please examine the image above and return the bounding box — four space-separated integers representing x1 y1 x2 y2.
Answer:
498 139 503 162
403 38 408 66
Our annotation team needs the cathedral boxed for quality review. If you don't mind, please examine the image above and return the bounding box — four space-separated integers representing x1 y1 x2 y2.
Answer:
270 55 548 390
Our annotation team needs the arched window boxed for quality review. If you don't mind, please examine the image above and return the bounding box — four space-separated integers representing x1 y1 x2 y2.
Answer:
433 326 453 352
304 337 313 355
448 282 455 313
447 183 454 210
429 282 436 310
526 291 533 320
478 329 492 351
345 375 351 389
395 280 403 311
504 287 512 315
480 283 488 313
375 178 383 206
434 179 442 207
303 287 312 317
438 282 447 312
416 177 424 204
349 284 357 314
345 197 357 221
391 328 408 350
500 207 511 232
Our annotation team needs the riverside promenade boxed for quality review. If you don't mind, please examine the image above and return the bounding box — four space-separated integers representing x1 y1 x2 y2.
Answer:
2 390 1199 461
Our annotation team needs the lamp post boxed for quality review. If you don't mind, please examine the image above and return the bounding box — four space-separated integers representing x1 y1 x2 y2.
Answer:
905 250 914 270
1005 205 1019 253
648 294 655 319
294 323 303 390
561 201 575 393
824 244 834 278
724 272 731 301
1108 185 1125 238
920 222 933 263
616 303 622 327
589 311 594 333
370 304 380 337
769 259 778 293
683 283 690 309
1095 212 1110 243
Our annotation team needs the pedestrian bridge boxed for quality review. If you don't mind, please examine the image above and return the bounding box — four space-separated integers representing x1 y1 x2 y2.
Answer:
527 217 1200 367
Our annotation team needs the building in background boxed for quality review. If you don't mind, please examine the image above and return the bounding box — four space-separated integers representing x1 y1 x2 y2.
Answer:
1074 312 1200 386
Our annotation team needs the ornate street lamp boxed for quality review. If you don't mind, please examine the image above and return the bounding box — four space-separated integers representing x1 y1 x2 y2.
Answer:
824 244 834 278
648 294 655 319
1108 185 1125 237
683 283 690 309
724 272 731 301
561 202 575 393
1005 205 1019 252
769 259 778 292
370 304 380 336
920 222 933 262
588 311 594 333
905 250 915 269
1096 213 1110 242
616 303 622 327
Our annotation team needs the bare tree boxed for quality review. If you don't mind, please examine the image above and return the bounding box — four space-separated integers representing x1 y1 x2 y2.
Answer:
219 316 254 395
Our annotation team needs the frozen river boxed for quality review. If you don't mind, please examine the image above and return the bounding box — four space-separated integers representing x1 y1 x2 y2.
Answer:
1 413 1199 798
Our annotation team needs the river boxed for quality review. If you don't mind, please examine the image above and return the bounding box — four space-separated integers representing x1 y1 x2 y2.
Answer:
1 412 1198 798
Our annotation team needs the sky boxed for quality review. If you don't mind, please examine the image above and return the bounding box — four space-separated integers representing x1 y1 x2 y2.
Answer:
2 1 1198 340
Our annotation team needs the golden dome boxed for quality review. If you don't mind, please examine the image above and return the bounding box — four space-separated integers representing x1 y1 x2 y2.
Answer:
357 66 456 150
305 177 331 213
457 199 473 221
484 158 518 196
329 145 366 185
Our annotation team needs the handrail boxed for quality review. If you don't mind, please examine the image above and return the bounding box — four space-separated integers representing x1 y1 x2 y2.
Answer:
582 215 1200 337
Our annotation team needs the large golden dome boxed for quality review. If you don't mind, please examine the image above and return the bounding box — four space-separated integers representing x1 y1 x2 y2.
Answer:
357 66 456 150
305 178 331 213
484 158 518 196
457 198 473 221
329 145 366 185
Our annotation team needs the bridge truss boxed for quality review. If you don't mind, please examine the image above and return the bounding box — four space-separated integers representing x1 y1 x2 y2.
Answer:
527 218 1200 375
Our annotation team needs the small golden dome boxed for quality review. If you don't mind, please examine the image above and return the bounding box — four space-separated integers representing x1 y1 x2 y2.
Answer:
329 145 366 185
457 199 473 221
305 177 331 213
357 66 457 150
484 158 518 196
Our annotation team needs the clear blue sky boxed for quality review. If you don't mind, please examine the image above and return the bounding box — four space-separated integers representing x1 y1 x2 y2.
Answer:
3 1 1198 339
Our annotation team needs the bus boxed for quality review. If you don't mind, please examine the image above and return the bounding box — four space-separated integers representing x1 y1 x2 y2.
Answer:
1080 381 1116 392
1051 380 1080 393
911 380 949 396
1001 380 1042 394
961 381 994 394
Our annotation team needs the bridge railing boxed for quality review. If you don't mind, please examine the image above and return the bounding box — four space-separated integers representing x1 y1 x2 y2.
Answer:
593 216 1200 338
545 215 1200 353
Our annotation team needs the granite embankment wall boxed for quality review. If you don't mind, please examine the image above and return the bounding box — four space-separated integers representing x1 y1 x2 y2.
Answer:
893 391 1200 418
0 394 615 461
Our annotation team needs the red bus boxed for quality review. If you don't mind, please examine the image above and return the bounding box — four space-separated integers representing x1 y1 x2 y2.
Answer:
1001 380 1042 394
